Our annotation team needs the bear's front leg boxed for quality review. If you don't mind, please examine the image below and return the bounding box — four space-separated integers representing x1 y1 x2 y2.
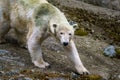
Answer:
64 40 89 75
27 30 49 68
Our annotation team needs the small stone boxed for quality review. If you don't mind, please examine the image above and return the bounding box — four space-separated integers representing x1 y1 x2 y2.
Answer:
0 49 9 55
24 77 33 80
103 45 116 57
0 71 4 76
11 68 20 74
71 72 79 79
57 51 60 53
118 75 120 79
91 29 94 33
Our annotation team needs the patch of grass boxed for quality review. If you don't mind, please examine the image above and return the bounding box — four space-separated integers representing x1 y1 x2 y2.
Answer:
115 48 120 58
75 28 88 36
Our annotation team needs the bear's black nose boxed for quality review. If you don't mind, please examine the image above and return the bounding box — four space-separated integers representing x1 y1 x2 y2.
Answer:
63 42 68 46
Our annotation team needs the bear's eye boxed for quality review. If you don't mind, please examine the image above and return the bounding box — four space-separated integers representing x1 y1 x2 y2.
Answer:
60 32 63 35
69 33 72 35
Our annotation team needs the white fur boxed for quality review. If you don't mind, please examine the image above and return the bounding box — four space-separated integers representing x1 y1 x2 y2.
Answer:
65 40 89 74
26 9 34 18
26 0 89 74
0 0 89 74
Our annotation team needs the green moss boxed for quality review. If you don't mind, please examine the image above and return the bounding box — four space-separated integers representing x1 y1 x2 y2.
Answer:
75 28 88 36
88 74 102 80
116 48 120 54
77 74 103 80
115 48 120 58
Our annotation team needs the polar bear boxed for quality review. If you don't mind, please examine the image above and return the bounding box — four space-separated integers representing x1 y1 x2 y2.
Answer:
0 0 89 74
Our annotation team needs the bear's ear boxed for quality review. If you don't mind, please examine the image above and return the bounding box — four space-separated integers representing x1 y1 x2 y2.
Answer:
69 21 78 30
49 18 58 33
49 23 58 34
53 24 57 28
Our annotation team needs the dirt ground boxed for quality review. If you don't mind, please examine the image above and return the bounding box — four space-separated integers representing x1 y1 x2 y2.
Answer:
0 0 120 80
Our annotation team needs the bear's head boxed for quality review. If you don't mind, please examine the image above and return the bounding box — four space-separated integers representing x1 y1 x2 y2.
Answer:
49 22 76 46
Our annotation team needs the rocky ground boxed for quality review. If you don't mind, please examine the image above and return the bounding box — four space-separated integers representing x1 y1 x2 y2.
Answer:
0 0 120 80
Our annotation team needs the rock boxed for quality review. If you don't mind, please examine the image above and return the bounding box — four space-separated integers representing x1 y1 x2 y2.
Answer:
0 49 9 55
24 77 33 80
9 77 33 80
103 45 116 57
4 69 21 77
0 71 4 76
71 72 79 79
118 75 120 79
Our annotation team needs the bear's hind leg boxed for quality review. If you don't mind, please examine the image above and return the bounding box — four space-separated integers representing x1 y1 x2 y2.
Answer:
0 22 10 43
0 0 10 43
